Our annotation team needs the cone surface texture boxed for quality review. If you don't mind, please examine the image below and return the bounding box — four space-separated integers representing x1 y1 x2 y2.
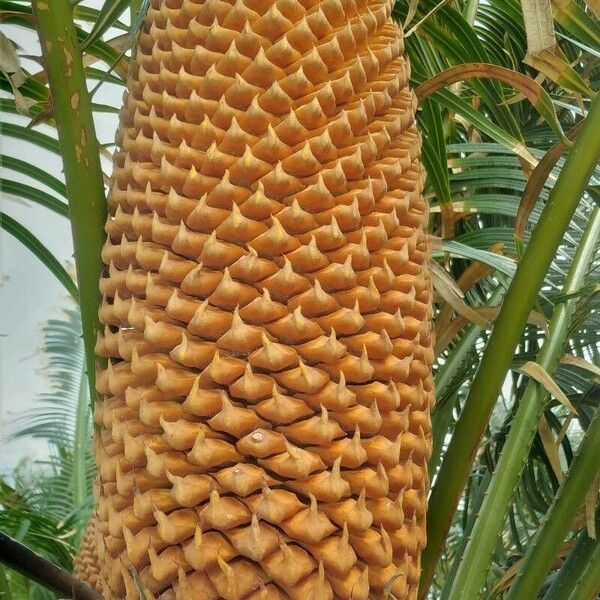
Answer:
74 515 101 589
90 0 434 597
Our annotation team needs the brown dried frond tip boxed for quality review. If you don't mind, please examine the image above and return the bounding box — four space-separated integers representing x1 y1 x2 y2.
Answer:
88 0 435 597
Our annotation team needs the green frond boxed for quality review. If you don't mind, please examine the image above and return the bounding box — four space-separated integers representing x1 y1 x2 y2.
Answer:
1 309 94 595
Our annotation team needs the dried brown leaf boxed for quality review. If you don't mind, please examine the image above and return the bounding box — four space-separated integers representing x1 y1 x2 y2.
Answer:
520 361 578 414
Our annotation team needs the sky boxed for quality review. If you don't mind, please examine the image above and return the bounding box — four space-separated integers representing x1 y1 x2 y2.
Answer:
0 7 121 474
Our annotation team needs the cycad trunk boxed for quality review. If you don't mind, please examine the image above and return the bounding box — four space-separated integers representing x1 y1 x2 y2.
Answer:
85 0 434 597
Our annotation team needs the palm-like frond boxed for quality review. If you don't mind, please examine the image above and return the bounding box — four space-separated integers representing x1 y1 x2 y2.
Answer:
11 307 95 524
0 309 94 599
390 0 600 596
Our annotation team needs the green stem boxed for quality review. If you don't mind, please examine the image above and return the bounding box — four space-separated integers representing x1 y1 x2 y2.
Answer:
130 0 144 19
543 518 600 600
430 285 505 475
440 470 492 598
419 93 600 596
31 0 107 405
435 285 503 396
72 363 90 510
565 541 600 600
506 406 600 599
429 394 455 477
446 206 600 599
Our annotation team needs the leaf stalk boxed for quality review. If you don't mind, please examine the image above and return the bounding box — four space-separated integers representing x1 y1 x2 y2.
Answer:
447 205 600 598
420 93 600 596
31 0 108 404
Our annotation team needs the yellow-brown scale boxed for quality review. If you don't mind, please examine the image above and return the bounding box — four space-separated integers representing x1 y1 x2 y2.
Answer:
74 515 101 589
87 0 435 597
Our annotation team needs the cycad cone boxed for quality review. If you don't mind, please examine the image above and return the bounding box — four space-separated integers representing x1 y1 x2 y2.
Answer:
78 0 435 597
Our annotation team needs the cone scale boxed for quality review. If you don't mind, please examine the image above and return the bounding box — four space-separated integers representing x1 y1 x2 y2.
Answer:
84 0 435 597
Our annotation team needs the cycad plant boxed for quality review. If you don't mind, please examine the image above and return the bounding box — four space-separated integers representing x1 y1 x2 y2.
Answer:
79 0 434 597
0 0 599 598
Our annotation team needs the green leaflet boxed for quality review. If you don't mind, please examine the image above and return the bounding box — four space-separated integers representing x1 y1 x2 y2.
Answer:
412 77 539 165
506 404 600 598
0 212 78 300
1 122 61 154
421 94 600 595
552 0 600 49
420 98 453 236
415 63 568 142
446 206 600 599
0 0 123 69
1 179 69 217
0 155 67 197
438 240 517 277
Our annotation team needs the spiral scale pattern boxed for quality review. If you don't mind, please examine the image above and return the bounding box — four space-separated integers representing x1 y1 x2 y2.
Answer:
86 0 435 597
